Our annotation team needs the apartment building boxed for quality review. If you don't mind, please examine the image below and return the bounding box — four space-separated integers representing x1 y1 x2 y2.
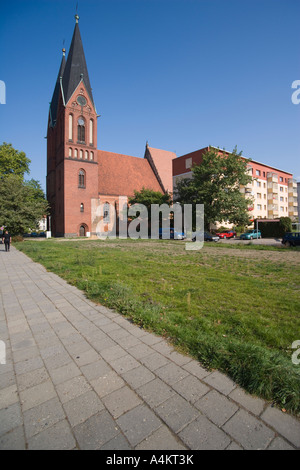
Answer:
172 146 298 223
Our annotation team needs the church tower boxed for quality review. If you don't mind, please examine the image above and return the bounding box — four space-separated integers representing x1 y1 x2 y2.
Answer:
47 14 98 237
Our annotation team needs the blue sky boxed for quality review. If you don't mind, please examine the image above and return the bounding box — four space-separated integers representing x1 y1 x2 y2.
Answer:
1 0 299 191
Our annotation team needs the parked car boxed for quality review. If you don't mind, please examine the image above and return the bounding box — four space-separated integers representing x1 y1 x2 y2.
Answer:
215 230 237 239
282 232 300 247
159 228 186 240
192 231 220 242
240 230 262 240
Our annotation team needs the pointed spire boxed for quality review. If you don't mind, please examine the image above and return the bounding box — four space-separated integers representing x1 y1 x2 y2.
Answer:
62 16 94 107
49 49 66 126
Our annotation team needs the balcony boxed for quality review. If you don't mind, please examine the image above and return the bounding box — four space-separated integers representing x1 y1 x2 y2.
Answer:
288 178 297 189
288 197 298 206
267 173 278 183
267 183 278 192
288 190 298 198
240 182 253 193
289 209 298 218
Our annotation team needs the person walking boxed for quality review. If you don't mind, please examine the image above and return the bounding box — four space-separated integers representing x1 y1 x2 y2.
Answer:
2 231 11 252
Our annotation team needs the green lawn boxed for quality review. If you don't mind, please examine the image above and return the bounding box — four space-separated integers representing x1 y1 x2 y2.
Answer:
15 238 300 415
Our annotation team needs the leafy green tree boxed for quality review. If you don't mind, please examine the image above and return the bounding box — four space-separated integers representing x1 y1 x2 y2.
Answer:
127 187 172 236
0 143 48 235
0 142 31 179
0 175 48 235
128 187 172 210
174 147 253 230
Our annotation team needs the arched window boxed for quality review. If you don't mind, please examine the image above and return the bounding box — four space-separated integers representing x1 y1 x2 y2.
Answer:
74 148 78 158
90 151 94 161
89 119 94 145
69 148 72 158
78 169 85 188
77 117 85 143
85 150 88 160
69 114 73 140
79 149 83 159
80 203 84 213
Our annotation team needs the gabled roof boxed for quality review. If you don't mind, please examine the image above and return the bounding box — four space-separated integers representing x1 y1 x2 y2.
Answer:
97 150 163 197
144 145 176 193
49 51 66 126
62 17 94 107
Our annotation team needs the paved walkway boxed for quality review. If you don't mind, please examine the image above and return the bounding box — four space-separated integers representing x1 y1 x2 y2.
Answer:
0 246 299 450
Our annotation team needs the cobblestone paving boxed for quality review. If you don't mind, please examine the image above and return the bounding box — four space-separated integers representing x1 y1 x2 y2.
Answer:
0 247 299 450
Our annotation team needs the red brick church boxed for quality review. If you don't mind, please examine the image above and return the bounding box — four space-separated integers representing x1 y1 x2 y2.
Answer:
47 15 175 237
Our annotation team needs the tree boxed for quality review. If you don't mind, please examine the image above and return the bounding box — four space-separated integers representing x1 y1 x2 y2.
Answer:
175 147 253 230
0 142 31 179
0 175 48 235
0 143 48 235
128 187 172 210
127 188 173 236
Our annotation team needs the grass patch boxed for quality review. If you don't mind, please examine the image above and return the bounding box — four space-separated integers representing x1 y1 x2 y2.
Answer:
15 238 300 415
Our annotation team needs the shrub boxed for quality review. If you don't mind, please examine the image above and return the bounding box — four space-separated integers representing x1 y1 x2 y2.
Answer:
12 235 24 243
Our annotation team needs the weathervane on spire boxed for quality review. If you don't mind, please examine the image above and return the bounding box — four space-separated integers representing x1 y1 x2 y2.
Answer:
75 2 79 23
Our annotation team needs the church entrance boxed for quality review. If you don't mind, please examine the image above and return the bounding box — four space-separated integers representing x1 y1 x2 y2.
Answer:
79 225 86 237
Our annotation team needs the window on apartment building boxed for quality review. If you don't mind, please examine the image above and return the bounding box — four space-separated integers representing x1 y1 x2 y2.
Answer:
256 181 261 187
280 206 284 212
280 197 284 202
280 187 284 192
264 205 266 210
257 204 262 210
263 172 266 177
257 193 261 199
256 170 261 176
280 177 283 182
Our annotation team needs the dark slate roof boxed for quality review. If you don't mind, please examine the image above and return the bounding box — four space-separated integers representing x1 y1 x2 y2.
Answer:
49 53 66 126
62 22 94 107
